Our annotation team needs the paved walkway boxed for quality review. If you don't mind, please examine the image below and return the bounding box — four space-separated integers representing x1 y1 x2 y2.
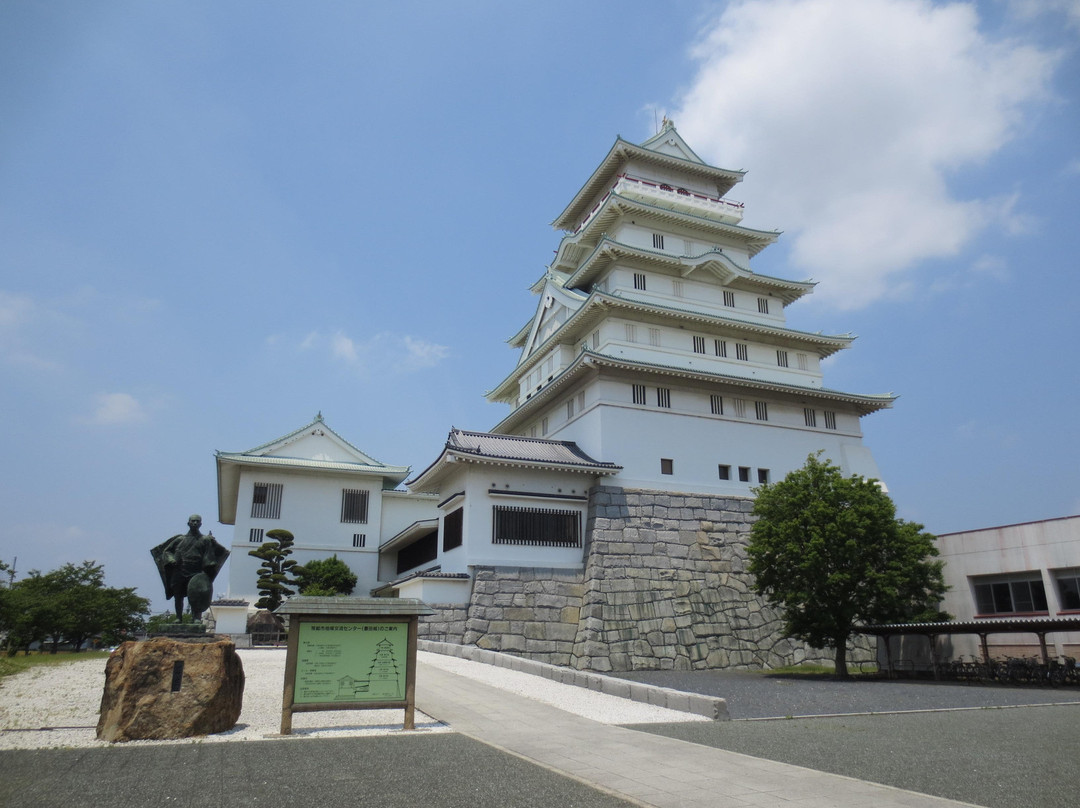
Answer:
415 662 979 808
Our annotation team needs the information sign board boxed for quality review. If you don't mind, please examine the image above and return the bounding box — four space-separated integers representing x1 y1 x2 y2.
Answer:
276 597 433 735
294 621 407 704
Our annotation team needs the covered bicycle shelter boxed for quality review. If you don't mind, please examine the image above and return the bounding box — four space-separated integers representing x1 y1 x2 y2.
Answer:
859 617 1080 680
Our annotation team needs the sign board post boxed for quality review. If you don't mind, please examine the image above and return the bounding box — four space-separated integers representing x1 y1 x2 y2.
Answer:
276 597 434 735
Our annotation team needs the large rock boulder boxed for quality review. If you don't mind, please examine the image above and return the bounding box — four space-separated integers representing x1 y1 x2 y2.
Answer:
97 636 245 742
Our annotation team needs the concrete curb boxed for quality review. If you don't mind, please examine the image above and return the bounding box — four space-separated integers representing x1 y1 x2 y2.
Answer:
418 640 729 721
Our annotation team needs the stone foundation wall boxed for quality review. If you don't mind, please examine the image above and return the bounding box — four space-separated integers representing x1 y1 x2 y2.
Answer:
427 486 872 672
418 604 469 644
569 487 870 671
461 567 585 666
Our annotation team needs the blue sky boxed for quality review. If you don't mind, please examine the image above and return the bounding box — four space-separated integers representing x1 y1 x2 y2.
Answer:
2 0 1077 610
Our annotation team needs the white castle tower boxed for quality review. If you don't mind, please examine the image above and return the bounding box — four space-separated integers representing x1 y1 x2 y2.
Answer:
486 119 893 493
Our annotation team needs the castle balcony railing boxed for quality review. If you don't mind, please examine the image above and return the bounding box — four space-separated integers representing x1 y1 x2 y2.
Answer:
576 173 744 233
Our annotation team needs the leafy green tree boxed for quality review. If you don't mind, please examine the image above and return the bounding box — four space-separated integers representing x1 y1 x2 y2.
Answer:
747 453 947 678
295 555 357 597
0 561 150 654
248 529 299 612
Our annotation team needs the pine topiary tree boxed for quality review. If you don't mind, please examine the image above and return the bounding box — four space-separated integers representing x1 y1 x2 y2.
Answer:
294 554 357 597
248 529 299 612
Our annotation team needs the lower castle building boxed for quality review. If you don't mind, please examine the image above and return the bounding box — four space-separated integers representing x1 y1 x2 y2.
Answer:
219 122 888 671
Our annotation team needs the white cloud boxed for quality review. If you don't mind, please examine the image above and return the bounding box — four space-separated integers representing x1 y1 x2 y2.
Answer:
83 392 148 426
672 0 1058 309
291 330 450 374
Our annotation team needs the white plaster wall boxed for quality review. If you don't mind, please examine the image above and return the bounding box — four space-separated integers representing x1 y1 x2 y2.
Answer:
554 392 880 495
397 577 471 604
427 465 591 574
227 468 387 602
380 491 440 539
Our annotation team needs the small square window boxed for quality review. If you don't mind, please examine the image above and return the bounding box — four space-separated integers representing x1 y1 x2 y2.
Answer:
660 458 674 475
710 394 724 415
352 533 366 548
249 528 264 544
758 297 770 314
824 411 837 430
656 387 671 408
776 350 789 367
755 401 768 421
723 290 735 307
652 234 664 250
736 343 749 361
714 339 727 357
718 464 731 480
738 466 751 482
693 336 706 354
634 272 647 290
804 408 817 427
757 468 770 484
632 384 646 405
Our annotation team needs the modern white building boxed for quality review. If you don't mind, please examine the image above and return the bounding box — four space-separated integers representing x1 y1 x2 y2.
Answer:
216 414 438 605
935 516 1080 659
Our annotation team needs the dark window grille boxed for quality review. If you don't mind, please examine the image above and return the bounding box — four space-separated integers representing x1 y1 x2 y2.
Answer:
492 506 581 547
443 508 463 552
251 483 283 519
352 533 366 548
341 489 369 523
249 528 264 543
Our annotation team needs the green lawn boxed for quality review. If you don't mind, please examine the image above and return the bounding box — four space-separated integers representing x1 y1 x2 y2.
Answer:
0 650 110 679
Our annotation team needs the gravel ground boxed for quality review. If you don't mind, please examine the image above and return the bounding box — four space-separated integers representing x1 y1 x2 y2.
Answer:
0 648 701 750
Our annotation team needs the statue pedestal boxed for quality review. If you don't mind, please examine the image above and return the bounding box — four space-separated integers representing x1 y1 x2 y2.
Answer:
96 637 245 742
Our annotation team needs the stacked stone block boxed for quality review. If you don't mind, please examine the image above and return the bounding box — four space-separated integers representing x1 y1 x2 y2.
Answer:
461 567 585 666
418 605 469 644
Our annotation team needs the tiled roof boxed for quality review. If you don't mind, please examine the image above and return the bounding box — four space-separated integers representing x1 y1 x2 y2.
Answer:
447 429 620 470
406 429 620 490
